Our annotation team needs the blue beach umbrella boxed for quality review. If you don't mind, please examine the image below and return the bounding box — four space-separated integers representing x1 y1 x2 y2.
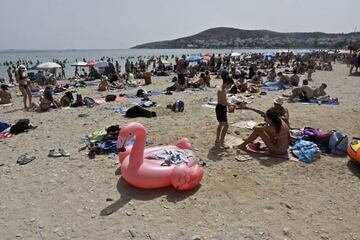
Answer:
186 55 202 63
263 52 276 58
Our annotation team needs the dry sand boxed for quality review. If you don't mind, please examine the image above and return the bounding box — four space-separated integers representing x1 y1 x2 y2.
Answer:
1 63 360 240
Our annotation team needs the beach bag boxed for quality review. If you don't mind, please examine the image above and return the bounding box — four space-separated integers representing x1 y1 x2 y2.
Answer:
71 94 84 107
136 89 146 98
10 119 30 134
329 132 348 156
302 127 332 152
171 100 184 112
105 94 116 102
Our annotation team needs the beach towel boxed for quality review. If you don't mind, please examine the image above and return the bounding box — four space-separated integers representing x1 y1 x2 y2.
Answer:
147 149 191 165
0 122 11 132
291 140 321 163
103 106 129 114
301 98 339 105
0 103 13 107
127 91 162 99
0 132 16 139
243 141 293 160
231 121 257 129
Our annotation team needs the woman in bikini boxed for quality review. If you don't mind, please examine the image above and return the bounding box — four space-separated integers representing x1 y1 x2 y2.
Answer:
16 65 32 109
235 107 289 155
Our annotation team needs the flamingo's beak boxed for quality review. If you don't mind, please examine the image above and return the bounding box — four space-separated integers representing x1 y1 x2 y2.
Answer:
117 136 127 152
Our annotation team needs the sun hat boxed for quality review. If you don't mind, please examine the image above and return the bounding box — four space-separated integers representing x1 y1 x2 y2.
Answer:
273 96 285 105
19 65 26 69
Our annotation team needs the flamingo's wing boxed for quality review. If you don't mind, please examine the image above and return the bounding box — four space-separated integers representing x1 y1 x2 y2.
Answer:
170 163 204 191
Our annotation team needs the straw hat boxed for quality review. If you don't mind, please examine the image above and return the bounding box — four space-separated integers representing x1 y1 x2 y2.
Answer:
18 65 26 69
273 96 285 105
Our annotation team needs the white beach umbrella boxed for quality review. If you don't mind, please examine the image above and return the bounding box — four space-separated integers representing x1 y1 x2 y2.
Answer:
231 52 241 57
37 62 61 69
71 61 87 67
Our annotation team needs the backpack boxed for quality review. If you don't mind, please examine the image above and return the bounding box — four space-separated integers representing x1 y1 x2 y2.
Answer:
84 97 96 108
171 100 184 112
329 132 348 156
136 89 146 98
302 127 332 152
10 119 30 134
71 94 84 107
105 94 116 102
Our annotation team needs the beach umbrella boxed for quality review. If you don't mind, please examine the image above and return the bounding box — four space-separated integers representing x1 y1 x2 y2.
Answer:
37 62 61 69
186 55 202 63
71 61 87 67
203 55 211 61
339 49 350 55
203 53 213 57
94 61 109 68
244 55 252 59
85 60 97 67
231 52 241 57
263 52 276 57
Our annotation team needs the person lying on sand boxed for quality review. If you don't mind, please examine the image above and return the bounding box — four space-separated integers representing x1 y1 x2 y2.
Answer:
0 84 12 105
29 86 60 112
283 81 327 102
234 107 290 155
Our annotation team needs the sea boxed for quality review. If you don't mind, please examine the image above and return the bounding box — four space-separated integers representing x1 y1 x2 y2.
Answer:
0 48 303 80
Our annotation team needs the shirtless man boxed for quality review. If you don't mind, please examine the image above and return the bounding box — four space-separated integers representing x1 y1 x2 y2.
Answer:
289 70 300 86
284 81 327 102
277 72 291 87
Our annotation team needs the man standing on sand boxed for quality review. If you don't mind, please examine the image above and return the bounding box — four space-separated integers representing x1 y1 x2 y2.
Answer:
176 55 188 86
7 67 13 85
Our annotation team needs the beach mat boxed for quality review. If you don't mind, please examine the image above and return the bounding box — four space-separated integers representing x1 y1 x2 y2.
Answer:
301 98 339 105
0 132 16 139
231 121 257 129
230 137 298 161
0 103 13 107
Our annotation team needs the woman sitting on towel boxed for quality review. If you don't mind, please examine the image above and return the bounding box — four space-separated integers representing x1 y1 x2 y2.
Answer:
234 107 289 155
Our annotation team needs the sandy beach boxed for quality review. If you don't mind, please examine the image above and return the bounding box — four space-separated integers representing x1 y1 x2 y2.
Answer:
1 62 360 240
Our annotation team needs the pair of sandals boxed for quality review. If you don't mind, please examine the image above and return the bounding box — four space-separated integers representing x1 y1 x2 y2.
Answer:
17 154 36 165
48 149 70 158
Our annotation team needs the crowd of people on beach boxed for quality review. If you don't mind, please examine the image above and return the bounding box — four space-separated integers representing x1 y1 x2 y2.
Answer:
0 48 359 159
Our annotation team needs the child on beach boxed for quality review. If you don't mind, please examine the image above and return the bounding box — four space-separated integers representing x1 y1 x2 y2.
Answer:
215 76 234 148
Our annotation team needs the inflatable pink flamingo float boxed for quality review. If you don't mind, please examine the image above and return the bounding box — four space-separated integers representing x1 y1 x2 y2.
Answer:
117 122 204 190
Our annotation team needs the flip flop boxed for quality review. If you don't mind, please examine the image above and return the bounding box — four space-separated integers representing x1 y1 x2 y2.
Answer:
17 154 36 165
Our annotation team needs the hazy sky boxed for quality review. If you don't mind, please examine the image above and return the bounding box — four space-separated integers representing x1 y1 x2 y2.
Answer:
0 0 359 49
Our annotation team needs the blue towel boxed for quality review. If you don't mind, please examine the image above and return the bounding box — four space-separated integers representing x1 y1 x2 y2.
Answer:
291 140 320 163
0 121 11 133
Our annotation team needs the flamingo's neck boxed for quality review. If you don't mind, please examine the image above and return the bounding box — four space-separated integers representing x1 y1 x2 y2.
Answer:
128 129 146 168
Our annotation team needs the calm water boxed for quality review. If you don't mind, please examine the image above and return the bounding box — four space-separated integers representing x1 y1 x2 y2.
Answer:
0 48 297 79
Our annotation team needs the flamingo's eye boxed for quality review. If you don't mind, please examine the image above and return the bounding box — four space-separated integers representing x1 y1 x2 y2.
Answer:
129 132 133 136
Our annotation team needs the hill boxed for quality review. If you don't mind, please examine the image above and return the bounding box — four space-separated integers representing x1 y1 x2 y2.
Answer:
132 27 360 49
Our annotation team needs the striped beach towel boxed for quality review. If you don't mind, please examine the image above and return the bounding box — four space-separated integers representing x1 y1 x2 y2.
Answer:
0 132 16 139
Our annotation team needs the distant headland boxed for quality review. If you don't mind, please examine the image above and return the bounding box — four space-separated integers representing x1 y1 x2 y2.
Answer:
132 27 360 49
